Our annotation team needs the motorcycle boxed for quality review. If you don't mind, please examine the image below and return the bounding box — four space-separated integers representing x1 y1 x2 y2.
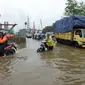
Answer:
37 40 54 53
37 41 47 53
0 43 17 56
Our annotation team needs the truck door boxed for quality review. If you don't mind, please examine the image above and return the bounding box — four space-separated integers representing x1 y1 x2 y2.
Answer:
74 29 82 41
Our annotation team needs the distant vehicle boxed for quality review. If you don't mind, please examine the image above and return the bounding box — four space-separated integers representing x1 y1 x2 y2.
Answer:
54 15 85 48
33 33 45 40
45 32 53 36
26 33 32 38
33 33 39 39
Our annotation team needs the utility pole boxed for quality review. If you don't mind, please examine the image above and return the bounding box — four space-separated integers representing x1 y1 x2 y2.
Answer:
27 15 30 29
27 15 30 34
40 19 43 30
33 22 35 34
25 22 27 29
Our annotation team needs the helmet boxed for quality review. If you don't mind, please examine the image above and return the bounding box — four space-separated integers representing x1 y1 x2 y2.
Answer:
52 35 54 38
46 33 50 37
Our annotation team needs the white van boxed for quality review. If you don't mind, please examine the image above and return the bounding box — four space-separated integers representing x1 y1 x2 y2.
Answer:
26 33 32 38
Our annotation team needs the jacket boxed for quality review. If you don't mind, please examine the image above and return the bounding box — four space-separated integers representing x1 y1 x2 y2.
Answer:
0 35 8 44
44 36 56 47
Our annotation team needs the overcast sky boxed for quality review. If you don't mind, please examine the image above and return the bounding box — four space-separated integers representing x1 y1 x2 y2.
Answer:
0 0 84 32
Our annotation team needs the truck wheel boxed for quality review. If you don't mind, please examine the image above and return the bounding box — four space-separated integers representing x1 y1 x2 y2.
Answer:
74 42 79 48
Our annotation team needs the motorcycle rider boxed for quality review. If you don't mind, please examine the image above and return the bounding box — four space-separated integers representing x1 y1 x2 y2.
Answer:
51 35 57 48
44 34 56 51
0 32 8 56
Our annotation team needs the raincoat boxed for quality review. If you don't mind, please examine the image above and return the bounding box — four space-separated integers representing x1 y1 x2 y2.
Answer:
44 36 56 47
0 35 8 54
0 35 7 44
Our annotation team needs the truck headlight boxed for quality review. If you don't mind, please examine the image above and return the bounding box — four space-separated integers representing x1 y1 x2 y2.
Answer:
80 41 82 44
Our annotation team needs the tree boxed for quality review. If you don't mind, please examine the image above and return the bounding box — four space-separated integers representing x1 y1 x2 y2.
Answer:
64 0 78 16
42 24 54 33
64 0 85 16
78 2 85 15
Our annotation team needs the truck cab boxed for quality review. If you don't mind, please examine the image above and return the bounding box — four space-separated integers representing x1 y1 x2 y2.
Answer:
73 26 85 47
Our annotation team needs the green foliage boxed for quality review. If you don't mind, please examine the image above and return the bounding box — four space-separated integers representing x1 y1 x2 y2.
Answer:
64 0 85 16
42 24 54 33
78 2 85 15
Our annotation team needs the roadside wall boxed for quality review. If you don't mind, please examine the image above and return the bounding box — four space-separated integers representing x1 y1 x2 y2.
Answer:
14 36 26 44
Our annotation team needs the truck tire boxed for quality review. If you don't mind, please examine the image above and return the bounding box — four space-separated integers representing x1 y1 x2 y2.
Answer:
74 42 79 48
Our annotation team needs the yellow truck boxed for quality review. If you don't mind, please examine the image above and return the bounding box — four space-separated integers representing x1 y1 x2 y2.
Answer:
54 16 85 47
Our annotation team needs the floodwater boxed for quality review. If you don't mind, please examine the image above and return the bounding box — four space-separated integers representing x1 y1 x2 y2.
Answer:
0 39 85 85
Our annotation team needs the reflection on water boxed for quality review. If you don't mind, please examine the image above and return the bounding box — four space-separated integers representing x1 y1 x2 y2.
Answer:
40 44 85 85
0 57 12 80
0 55 28 85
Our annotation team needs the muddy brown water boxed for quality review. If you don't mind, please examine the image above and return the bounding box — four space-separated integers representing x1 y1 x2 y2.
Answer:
0 38 85 85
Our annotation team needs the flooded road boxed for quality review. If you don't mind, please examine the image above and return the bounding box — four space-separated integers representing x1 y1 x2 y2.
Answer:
0 39 85 85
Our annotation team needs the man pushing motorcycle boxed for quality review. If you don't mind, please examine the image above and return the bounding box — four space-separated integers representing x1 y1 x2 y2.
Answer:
0 32 8 56
0 32 16 56
44 34 56 51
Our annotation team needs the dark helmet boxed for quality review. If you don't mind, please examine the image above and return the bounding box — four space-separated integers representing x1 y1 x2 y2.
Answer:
52 34 55 37
47 33 50 37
